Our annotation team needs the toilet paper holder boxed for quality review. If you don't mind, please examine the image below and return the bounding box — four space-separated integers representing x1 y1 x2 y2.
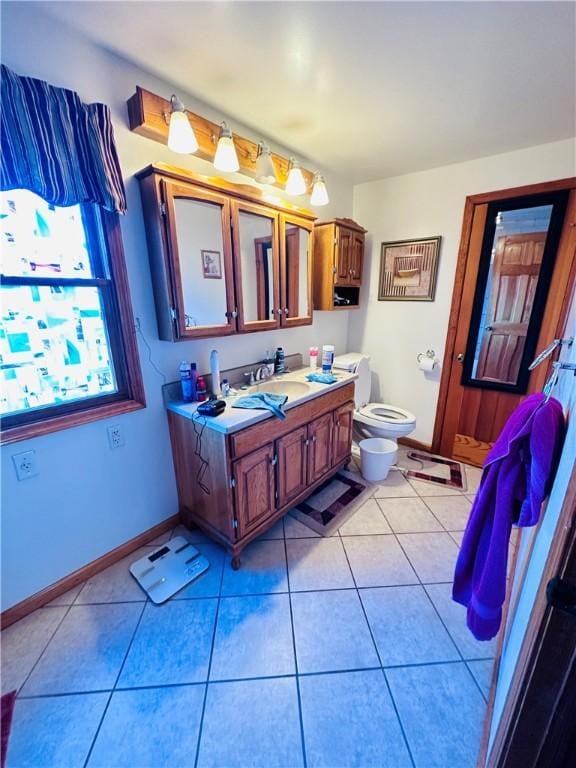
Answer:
417 349 436 364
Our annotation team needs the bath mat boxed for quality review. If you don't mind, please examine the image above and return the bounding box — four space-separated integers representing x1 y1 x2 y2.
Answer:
288 470 371 536
403 451 467 490
1 690 16 768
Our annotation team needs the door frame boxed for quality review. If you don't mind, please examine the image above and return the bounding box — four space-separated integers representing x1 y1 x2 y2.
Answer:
431 177 576 456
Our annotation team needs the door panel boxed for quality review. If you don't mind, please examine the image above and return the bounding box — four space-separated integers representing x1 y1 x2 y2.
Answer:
350 232 364 285
336 228 352 283
277 426 308 507
437 185 573 467
233 444 276 536
308 413 333 483
279 214 313 327
333 402 354 466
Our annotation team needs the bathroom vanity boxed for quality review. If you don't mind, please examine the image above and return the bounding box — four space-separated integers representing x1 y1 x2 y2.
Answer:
167 371 356 567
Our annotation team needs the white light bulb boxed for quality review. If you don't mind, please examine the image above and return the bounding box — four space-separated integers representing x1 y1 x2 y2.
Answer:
214 123 239 172
255 143 277 184
167 97 198 154
310 174 329 206
285 160 306 195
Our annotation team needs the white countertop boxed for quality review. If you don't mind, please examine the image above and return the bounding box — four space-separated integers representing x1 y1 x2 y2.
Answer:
167 368 357 434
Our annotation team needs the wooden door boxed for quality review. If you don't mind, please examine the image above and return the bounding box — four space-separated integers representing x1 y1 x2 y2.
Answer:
333 402 354 466
233 444 276 537
336 227 352 284
308 413 333 483
277 426 308 507
475 233 545 384
160 180 236 339
230 200 280 333
350 232 364 286
435 181 575 467
279 213 313 327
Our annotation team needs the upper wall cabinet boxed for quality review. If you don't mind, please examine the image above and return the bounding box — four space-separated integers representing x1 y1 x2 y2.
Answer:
137 164 315 340
313 218 367 310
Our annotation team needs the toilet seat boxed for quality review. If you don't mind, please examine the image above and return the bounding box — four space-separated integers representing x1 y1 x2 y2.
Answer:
355 402 416 434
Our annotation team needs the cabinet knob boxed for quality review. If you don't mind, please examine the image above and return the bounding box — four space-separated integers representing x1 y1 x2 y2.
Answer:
284 308 289 316
312 435 317 443
276 308 283 317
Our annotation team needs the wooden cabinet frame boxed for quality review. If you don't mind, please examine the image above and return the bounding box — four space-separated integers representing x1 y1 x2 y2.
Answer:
137 163 316 340
313 217 367 310
170 382 355 567
279 213 314 327
161 179 236 339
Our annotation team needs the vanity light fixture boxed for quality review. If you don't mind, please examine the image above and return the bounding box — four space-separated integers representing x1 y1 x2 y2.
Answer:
310 172 329 206
254 142 277 184
166 95 199 154
285 158 307 196
213 122 240 172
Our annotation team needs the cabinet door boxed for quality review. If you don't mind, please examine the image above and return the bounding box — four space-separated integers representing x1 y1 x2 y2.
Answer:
277 426 308 507
307 413 333 484
279 214 314 327
350 232 364 286
333 402 354 466
231 200 280 333
233 444 276 537
161 180 236 338
335 228 352 284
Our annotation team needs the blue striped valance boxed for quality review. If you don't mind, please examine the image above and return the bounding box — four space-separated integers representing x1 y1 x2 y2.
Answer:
0 65 126 213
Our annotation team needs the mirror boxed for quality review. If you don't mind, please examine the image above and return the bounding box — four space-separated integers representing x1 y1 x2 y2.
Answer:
237 210 276 323
463 191 568 393
173 197 228 328
285 225 310 319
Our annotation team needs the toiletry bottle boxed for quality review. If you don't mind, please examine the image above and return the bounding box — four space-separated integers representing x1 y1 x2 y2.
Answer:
264 349 275 377
196 375 208 402
210 349 221 397
221 378 230 397
309 346 319 369
179 361 193 402
275 347 285 374
190 362 198 402
322 345 335 373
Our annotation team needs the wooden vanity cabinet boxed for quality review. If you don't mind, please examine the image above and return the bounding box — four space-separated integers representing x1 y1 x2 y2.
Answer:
169 382 355 567
313 218 367 310
136 164 315 340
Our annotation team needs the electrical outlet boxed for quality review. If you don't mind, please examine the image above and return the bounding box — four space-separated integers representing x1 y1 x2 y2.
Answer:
107 425 125 449
13 450 38 481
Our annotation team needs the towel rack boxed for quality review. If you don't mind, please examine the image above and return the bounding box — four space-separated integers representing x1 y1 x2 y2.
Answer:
529 337 573 371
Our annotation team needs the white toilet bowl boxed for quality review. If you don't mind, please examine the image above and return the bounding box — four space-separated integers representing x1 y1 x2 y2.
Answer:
333 353 416 445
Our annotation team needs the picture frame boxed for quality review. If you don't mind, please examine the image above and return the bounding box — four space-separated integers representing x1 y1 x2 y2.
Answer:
201 249 222 279
378 236 441 301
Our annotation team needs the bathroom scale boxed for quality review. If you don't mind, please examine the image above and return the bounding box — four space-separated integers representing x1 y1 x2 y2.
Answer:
130 536 209 604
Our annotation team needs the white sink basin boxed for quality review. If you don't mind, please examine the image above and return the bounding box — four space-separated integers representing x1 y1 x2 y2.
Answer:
247 380 311 399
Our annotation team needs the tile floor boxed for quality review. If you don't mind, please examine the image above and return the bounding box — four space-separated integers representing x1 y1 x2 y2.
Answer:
2 451 495 768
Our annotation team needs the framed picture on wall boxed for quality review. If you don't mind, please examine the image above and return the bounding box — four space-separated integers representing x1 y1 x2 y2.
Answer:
378 236 441 301
201 250 222 279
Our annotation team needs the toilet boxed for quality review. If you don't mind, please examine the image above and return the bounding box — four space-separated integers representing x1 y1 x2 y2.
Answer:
333 353 416 446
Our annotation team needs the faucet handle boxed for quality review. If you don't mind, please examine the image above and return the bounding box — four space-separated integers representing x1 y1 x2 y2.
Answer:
244 371 256 386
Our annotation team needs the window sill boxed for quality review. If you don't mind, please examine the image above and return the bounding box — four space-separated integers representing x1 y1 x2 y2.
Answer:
0 397 146 445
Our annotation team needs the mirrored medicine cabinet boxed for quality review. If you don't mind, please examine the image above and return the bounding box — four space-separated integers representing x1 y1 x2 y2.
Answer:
137 164 314 340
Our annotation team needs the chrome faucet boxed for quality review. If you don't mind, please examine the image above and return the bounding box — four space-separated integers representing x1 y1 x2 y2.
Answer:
255 364 272 382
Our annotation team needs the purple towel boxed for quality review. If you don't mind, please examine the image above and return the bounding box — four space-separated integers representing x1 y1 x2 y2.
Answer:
452 393 565 641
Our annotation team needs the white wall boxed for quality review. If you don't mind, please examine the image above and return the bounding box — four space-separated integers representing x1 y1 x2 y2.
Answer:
349 138 576 444
0 4 353 610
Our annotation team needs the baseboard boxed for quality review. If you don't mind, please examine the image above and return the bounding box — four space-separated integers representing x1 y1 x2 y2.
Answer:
0 514 180 629
399 436 432 453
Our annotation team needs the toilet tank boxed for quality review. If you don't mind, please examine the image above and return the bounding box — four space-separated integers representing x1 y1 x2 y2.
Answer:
333 353 371 409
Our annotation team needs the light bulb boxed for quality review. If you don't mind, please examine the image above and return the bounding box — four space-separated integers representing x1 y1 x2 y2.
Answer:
310 173 329 206
214 122 239 172
285 159 306 195
167 95 198 154
255 143 276 184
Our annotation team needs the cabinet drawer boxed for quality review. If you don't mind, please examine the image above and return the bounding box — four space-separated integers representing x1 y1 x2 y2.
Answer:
230 382 355 459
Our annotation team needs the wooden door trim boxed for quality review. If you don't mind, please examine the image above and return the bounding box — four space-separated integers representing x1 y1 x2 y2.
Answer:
432 178 576 455
230 198 280 333
160 179 236 338
484 462 576 767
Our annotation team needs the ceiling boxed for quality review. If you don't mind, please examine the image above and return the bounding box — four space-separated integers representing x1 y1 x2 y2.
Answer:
36 1 576 182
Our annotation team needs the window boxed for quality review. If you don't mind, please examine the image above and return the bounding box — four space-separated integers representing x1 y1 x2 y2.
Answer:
1 189 145 443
